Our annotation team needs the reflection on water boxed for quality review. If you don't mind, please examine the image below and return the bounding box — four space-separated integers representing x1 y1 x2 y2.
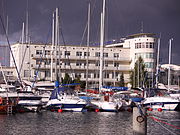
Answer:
0 111 179 135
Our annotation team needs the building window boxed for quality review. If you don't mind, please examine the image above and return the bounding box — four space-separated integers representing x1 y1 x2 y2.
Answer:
84 52 90 56
45 70 51 77
76 62 82 66
76 51 82 56
103 53 108 57
36 50 42 55
65 51 70 56
45 60 51 65
145 62 154 68
45 50 51 55
142 42 145 48
149 43 154 48
95 52 100 57
84 73 91 78
114 62 119 67
95 62 100 66
135 44 137 49
36 60 41 65
24 70 30 77
104 72 109 78
75 73 81 78
65 61 70 66
114 53 119 58
94 73 99 78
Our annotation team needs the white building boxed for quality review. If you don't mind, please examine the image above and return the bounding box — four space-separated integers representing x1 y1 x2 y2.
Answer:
10 33 156 87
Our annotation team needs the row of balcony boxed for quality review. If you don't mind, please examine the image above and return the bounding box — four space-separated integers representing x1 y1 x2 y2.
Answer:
32 64 130 71
32 55 131 62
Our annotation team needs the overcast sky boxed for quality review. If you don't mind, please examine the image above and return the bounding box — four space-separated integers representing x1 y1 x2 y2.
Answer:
0 0 180 65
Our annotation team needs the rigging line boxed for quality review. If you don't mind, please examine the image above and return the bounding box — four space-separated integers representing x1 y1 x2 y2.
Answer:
60 27 75 80
80 0 97 46
19 44 28 74
32 26 51 88
0 15 22 85
57 9 75 84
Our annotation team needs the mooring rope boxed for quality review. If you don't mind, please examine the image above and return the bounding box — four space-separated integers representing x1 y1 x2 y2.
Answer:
149 116 180 130
153 117 178 135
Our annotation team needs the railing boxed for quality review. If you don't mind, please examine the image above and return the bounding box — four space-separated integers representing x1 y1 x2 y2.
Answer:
32 55 131 61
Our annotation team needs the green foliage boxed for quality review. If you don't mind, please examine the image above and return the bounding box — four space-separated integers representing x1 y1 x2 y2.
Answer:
80 81 86 89
61 74 86 89
130 56 147 88
117 73 125 87
73 77 86 89
61 73 73 84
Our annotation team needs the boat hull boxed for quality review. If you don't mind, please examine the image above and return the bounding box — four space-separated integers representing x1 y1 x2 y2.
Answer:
46 99 86 112
90 101 119 112
143 97 180 111
47 103 86 112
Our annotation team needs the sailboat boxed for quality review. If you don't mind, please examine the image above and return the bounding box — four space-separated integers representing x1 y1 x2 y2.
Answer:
88 0 122 112
46 8 87 112
142 39 180 111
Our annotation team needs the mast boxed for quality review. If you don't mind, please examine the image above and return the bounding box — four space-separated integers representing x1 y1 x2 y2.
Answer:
168 38 173 92
55 8 58 81
20 22 25 74
57 12 61 83
6 16 8 36
28 36 31 81
155 37 161 88
26 0 29 44
0 63 9 105
0 15 22 85
26 0 30 80
51 12 55 82
85 2 90 93
5 15 8 66
99 0 106 93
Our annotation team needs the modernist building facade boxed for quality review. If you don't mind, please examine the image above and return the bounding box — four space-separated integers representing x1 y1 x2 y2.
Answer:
10 33 156 87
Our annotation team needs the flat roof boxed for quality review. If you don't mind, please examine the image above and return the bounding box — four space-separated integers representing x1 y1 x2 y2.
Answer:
127 33 155 38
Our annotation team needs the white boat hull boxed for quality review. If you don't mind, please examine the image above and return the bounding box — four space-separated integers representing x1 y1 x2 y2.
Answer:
143 96 179 111
47 98 86 112
91 100 119 112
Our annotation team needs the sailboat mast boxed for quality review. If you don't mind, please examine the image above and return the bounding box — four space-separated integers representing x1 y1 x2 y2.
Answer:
57 13 61 83
168 38 173 92
85 2 90 92
20 22 25 75
6 16 8 36
155 37 161 88
99 0 106 93
21 22 25 44
55 8 58 80
26 0 29 44
51 12 55 82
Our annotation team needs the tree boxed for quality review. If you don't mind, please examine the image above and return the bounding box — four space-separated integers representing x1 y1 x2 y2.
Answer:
73 77 86 89
117 73 125 87
62 73 73 85
130 56 147 88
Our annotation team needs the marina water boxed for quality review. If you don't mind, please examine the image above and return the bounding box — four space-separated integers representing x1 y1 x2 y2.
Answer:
0 111 179 135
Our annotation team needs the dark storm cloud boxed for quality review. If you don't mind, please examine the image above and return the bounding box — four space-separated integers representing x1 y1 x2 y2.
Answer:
0 0 180 64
